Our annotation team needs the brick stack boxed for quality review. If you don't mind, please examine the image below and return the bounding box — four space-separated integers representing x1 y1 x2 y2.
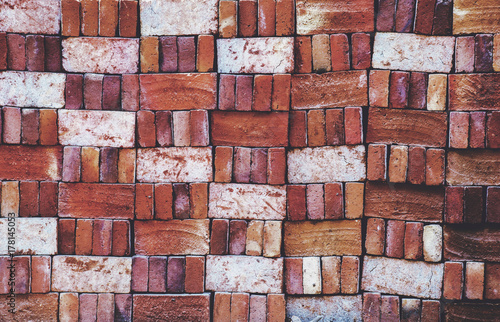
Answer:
0 0 499 321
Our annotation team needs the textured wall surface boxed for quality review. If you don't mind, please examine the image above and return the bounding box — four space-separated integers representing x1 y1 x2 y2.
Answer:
0 0 499 321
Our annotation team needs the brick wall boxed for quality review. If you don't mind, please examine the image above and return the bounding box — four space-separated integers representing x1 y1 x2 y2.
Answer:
0 0 499 321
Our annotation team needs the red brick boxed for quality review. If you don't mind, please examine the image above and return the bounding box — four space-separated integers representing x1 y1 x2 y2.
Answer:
450 112 470 148
445 186 465 224
219 1 237 38
406 146 425 185
395 0 416 32
432 0 452 35
465 262 485 300
84 74 103 110
408 72 427 110
211 219 229 255
307 184 325 220
425 148 445 186
26 35 44 71
7 34 25 70
120 74 139 112
271 74 291 111
148 256 167 292
197 35 214 72
414 0 436 34
159 36 178 72
81 0 99 36
475 34 494 73
485 263 500 300
312 34 332 73
0 146 62 181
211 111 288 147
235 75 253 111
190 110 209 147
289 111 307 147
102 75 120 111
444 262 464 300
133 294 210 320
487 111 500 148
267 294 286 322
75 219 93 255
381 295 400 321
455 36 475 73
62 146 81 183
58 219 76 255
285 258 303 294
62 0 80 36
173 183 190 219
231 293 250 322
421 300 440 322
167 257 185 293
344 107 363 145
119 0 138 37
389 71 409 109
15 256 30 294
115 294 132 321
449 74 500 111
287 185 307 221
3 107 21 144
250 148 268 184
31 256 50 293
131 256 148 292
307 110 326 147
140 36 159 73
326 109 345 145
325 182 343 220
464 186 483 224
0 33 6 70
117 149 135 184
185 256 205 293
99 147 118 183
369 70 390 107
366 217 385 255
172 111 191 146
219 74 236 111
487 187 500 223
213 292 231 322
214 146 233 183
253 75 272 111
294 36 312 73
178 36 196 73
190 183 208 219
154 184 173 220
276 0 294 36
99 0 118 36
367 144 387 181
65 74 83 110
21 109 39 145
249 295 266 322
469 111 486 148
377 0 396 31
258 0 276 36
156 111 172 147
135 184 153 220
386 220 405 258
404 222 423 260
19 181 38 217
341 256 360 294
92 219 112 256
363 292 381 322
229 220 247 255
267 148 286 185
97 294 114 321
388 145 408 183
39 181 57 217
239 0 258 37
234 147 251 183
330 34 350 71
136 111 156 147
352 33 371 69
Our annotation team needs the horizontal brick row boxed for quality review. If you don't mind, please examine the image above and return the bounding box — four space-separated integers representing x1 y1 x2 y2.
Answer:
213 292 285 322
443 261 500 300
445 186 500 224
362 293 441 321
449 111 500 148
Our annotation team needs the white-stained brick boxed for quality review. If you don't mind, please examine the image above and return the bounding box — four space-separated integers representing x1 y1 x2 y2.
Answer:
303 257 322 294
423 225 443 262
0 218 57 255
286 296 363 321
0 0 60 34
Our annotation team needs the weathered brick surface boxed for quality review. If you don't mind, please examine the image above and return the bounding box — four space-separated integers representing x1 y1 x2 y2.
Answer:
0 0 60 34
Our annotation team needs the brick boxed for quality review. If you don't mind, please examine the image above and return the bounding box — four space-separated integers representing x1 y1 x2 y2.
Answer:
449 74 500 111
307 110 326 147
117 149 135 184
345 183 364 219
75 219 93 255
119 0 138 37
289 111 307 147
329 34 350 71
206 255 283 293
84 73 103 110
285 258 304 294
154 184 173 220
294 36 312 73
386 220 405 258
246 221 264 256
30 256 50 293
21 109 39 145
219 1 237 38
253 75 272 112
407 146 425 184
65 74 83 110
487 187 500 223
263 221 281 257
177 37 196 73
377 0 396 31
0 33 6 70
445 303 500 321
43 37 63 71
185 256 205 293
3 107 21 144
351 33 371 69
367 144 387 181
173 184 189 219
365 182 444 222
465 262 485 300
408 72 427 109
455 37 475 73
271 74 291 111
485 263 500 299
267 148 286 185
423 224 442 262
238 0 258 37
372 33 454 73
366 218 385 256
258 0 276 36
230 293 250 322
217 37 294 74
155 111 172 147
26 35 44 72
0 146 63 181
197 35 215 72
214 147 233 183
102 76 120 111
80 147 99 183
464 186 483 224
276 0 294 36
131 256 148 292
286 296 363 321
306 184 324 220
326 109 345 145
0 0 60 34
115 294 132 321
312 34 332 72
291 71 368 109
219 74 236 111
367 108 447 147
287 185 307 221
450 112 470 148
140 73 217 110
99 0 118 36
303 257 321 294
487 111 500 148
0 218 57 255
135 184 154 220
81 0 99 36
344 107 363 145
388 145 408 183
19 181 38 217
447 150 500 185
37 110 57 146
92 219 112 256
454 0 500 34
1 181 18 218
136 147 212 183
213 293 231 322
189 183 208 219
432 0 452 35
369 70 390 107
414 0 436 34
147 256 166 288
62 146 81 183
288 146 366 183
363 293 381 322
212 111 288 147
0 294 58 320
444 226 500 261
233 147 251 183
495 35 500 71
97 293 115 321
235 75 253 111
60 293 79 321
250 148 267 183
401 298 421 322
381 296 400 321
39 182 58 217
135 220 209 255
426 74 447 111
209 183 286 220
167 257 185 293
445 186 464 224
249 295 266 322
284 220 362 256
296 0 374 34
62 0 80 36
158 36 178 72
395 0 416 32
99 147 118 183
389 71 409 108
444 262 464 300
134 294 210 320
320 257 340 295
136 111 156 147
7 34 26 70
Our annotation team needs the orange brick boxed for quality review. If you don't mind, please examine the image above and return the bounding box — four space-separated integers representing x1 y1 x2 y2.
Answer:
75 219 93 255
425 148 445 186
388 145 408 183
197 35 215 72
272 74 291 111
92 219 112 255
267 294 285 322
213 292 231 322
81 0 99 36
369 70 390 107
345 182 364 219
214 146 233 182
231 293 250 322
140 37 159 73
118 149 136 184
258 0 276 36
185 256 205 293
99 0 119 36
465 262 485 300
307 110 326 147
443 262 464 300
81 147 99 183
267 147 286 185
190 183 208 219
330 34 350 71
367 144 387 181
322 256 341 294
155 184 173 220
253 75 272 111
276 0 294 36
219 1 237 38
294 36 312 73
112 220 131 256
136 184 154 220
62 0 80 36
341 256 360 294
239 0 258 37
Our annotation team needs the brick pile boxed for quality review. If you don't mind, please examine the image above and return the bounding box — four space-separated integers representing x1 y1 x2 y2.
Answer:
0 0 499 321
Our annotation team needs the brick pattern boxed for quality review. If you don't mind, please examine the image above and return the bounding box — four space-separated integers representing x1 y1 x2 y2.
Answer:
1 0 500 321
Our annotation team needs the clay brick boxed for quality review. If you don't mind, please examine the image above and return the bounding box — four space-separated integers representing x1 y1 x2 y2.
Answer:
475 34 494 73
185 256 205 293
465 262 485 300
377 0 396 31
249 295 266 322
432 0 452 34
263 221 281 257
19 181 38 217
495 35 500 72
75 219 93 255
449 74 500 111
443 262 464 300
444 225 500 262
366 218 385 255
389 71 409 108
464 186 483 224
369 70 390 107
239 0 258 37
258 0 276 36
117 149 135 184
289 111 307 147
62 146 81 183
449 112 469 149
307 110 326 147
487 187 500 223
81 0 99 36
39 181 58 217
62 0 80 36
250 148 268 184
119 0 138 37
401 298 421 322
92 219 112 256
135 184 154 220
38 110 57 146
285 257 303 294
0 146 63 181
425 148 445 186
65 74 83 110
213 292 231 322
102 76 120 111
287 185 307 221
363 293 381 322
58 219 76 255
414 0 436 34
322 256 341 294
447 150 500 186
267 294 286 322
197 35 215 72
404 222 424 260
79 294 98 320
137 111 156 148
445 186 465 224
3 107 21 144
345 182 364 219
80 147 99 183
344 107 363 145
326 109 345 145
156 111 172 147
219 74 236 111
235 75 253 111
219 1 237 38
159 36 178 73
367 144 387 181
381 295 400 321
455 37 475 73
487 111 500 148
485 263 500 300
253 75 272 111
140 37 159 73
30 256 50 293
214 146 233 183
388 145 408 183
406 146 425 184
154 184 173 220
423 224 442 262
341 256 360 294
324 183 343 220
148 257 167 292
167 257 185 293
408 72 427 109
229 220 247 255
294 36 312 73
7 34 25 70
246 220 264 256
120 75 139 112
276 0 294 36
26 35 45 72
178 37 196 73
267 148 286 185
97 293 115 321
99 0 118 36
427 74 447 111
386 220 405 258
271 74 291 111
21 109 39 145
131 256 148 292
173 183 190 219
60 293 79 321
83 74 103 110
189 183 208 219
100 147 118 183
351 33 371 69
312 34 332 73
234 147 251 183
231 293 250 321
0 33 6 70
133 294 210 321
395 0 416 32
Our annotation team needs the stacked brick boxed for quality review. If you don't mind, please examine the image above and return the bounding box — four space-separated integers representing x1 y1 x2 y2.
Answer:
0 0 499 321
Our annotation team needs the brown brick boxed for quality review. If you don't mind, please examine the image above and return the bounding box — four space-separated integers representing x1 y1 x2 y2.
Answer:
344 107 363 145
267 148 286 185
445 186 465 224
408 72 427 109
464 186 484 224
235 75 253 111
369 70 390 107
62 0 80 36
131 256 148 292
154 183 173 220
425 148 445 186
253 75 272 111
140 36 159 73
455 36 475 73
213 292 231 322
7 34 25 70
121 74 139 111
326 109 345 145
39 181 58 217
341 256 360 294
363 292 381 322
246 221 264 256
26 35 44 71
117 149 135 184
330 35 350 71
414 0 436 34
173 183 190 219
366 218 385 255
475 34 494 72
444 303 500 321
19 181 38 217
377 0 396 31
258 0 276 36
62 146 81 183
156 111 172 147
58 219 76 255
234 147 251 183
0 146 63 181
81 0 99 36
229 220 247 255
137 111 156 147
148 257 167 292
80 147 99 183
485 263 500 300
250 148 268 184
324 182 343 220
102 75 120 111
91 219 112 256
135 184 154 220
219 1 237 38
267 294 286 322
83 74 103 110
231 293 250 322
159 36 178 72
167 257 185 293
465 262 485 300
487 186 500 223
115 294 132 321
447 150 500 186
197 35 215 72
287 185 307 221
65 74 83 110
345 182 364 219
211 219 229 255
289 111 307 147
487 111 500 148
178 36 196 73
21 109 39 145
321 256 341 294
249 295 266 322
407 146 426 185
307 110 326 147
119 0 138 37
421 300 440 322
367 144 387 181
285 258 303 294
450 112 470 148
381 295 400 321
185 256 205 293
294 36 312 73
312 34 332 73
443 262 464 300
432 0 452 35
389 71 409 109
404 222 423 260
99 0 118 36
351 33 371 69
190 183 208 219
386 220 405 258
276 0 294 36
444 226 500 262
214 146 233 183
395 0 416 32
0 33 6 70
239 0 258 37
388 145 408 183
306 184 324 220
100 147 118 183
449 74 500 111
75 219 93 255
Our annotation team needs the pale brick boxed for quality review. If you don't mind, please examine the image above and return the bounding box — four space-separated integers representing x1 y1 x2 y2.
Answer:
372 33 455 73
140 0 218 36
453 0 500 34
60 293 79 322
303 257 322 294
427 74 447 111
447 150 500 186
246 221 264 256
423 225 443 262
217 37 294 74
137 147 212 183
62 37 139 74
0 218 57 255
0 71 65 108
263 221 282 258
288 146 366 183
361 256 443 299
286 296 363 321
206 255 283 293
1 181 18 218
52 256 132 293
208 183 286 220
58 110 135 148
494 35 500 72
0 0 60 34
